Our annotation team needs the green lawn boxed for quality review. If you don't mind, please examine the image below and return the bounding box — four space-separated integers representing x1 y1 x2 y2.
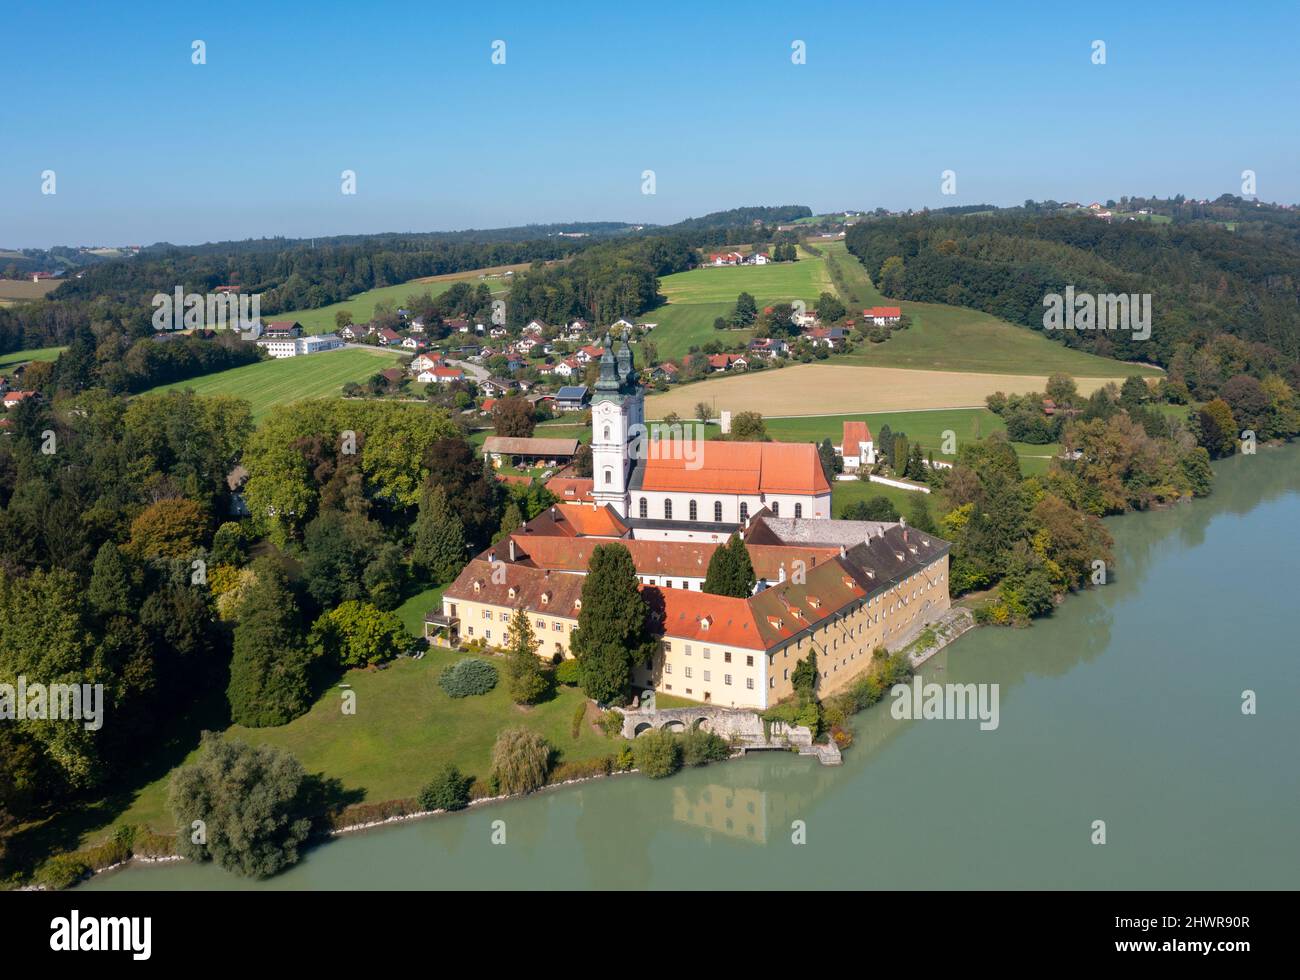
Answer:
394 583 447 638
65 647 613 846
0 345 66 370
647 250 833 362
819 240 1159 378
277 269 518 335
762 408 1057 475
147 347 404 421
832 479 927 518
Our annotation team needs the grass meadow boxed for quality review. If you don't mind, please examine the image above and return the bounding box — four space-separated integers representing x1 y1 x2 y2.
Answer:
277 263 527 334
147 347 404 421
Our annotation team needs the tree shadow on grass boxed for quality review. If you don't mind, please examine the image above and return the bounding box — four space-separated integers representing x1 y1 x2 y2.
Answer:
3 687 233 879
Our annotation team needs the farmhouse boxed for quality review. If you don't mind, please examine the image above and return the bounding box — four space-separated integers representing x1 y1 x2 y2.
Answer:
864 306 902 325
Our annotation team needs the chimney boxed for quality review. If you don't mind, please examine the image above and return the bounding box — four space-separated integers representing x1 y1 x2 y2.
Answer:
778 564 786 584
551 506 559 520
839 544 846 559
487 550 496 563
508 539 517 562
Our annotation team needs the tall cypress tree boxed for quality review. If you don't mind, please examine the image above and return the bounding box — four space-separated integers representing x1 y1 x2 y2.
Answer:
571 544 654 705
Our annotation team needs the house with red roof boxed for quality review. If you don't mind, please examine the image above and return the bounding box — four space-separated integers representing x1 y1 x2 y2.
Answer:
835 420 876 471
863 306 902 325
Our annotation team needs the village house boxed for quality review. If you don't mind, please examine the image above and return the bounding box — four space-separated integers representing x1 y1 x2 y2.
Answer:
801 326 848 349
554 384 590 412
409 352 441 373
262 320 303 339
863 306 902 325
747 337 788 360
707 353 748 372
2 390 39 410
422 366 464 384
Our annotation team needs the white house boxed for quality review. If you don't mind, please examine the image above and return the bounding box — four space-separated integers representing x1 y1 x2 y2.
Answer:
256 333 344 359
836 420 876 471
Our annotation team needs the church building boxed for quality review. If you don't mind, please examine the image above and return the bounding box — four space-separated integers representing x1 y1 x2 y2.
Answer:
588 334 830 543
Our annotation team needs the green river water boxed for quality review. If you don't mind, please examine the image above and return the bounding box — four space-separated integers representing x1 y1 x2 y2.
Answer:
82 445 1300 890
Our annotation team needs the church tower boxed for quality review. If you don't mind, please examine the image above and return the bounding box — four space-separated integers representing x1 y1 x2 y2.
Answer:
590 332 643 516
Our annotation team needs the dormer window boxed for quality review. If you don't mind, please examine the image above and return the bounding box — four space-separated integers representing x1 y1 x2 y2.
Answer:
807 596 821 609
574 599 583 611
473 580 482 593
540 591 551 605
768 616 784 629
700 615 712 629
508 587 517 599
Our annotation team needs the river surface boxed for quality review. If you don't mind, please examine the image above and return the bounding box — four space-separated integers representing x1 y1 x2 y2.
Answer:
84 445 1300 890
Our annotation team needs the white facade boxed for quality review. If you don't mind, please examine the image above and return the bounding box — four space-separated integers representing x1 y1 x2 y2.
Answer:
256 334 344 359
840 439 876 470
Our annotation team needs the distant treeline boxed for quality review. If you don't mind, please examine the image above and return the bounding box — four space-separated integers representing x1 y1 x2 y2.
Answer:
845 207 1300 379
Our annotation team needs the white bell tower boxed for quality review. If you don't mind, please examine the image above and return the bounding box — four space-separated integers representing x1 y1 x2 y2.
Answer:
589 333 642 516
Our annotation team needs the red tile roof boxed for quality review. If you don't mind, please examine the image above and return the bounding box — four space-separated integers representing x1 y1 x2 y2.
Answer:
544 477 595 503
637 440 831 495
842 420 872 448
865 306 902 318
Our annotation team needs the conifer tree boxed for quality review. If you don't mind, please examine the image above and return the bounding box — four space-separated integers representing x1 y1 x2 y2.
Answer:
412 485 467 583
505 608 547 705
571 544 654 704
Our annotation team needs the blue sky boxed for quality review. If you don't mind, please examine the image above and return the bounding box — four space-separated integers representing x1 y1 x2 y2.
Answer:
2 0 1297 247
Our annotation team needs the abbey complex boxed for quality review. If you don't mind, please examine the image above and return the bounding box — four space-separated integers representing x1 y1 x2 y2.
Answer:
433 336 951 708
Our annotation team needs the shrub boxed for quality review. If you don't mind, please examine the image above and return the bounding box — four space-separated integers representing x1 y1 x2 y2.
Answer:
680 728 731 766
549 755 616 783
554 658 582 686
35 853 91 889
418 764 473 812
439 658 499 698
598 708 624 738
615 742 635 771
632 730 681 778
490 728 552 795
328 798 421 831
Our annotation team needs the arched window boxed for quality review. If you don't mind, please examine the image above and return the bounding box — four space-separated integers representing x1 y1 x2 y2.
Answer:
771 501 780 517
740 502 749 522
664 499 673 520
639 497 648 519
714 501 723 522
794 503 803 518
603 425 610 441
604 468 612 485
689 500 698 521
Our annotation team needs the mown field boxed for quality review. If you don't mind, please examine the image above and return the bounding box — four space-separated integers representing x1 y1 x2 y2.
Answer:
646 363 1127 420
148 347 404 421
819 241 1161 377
277 263 529 334
0 279 61 301
0 345 66 370
646 248 833 362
